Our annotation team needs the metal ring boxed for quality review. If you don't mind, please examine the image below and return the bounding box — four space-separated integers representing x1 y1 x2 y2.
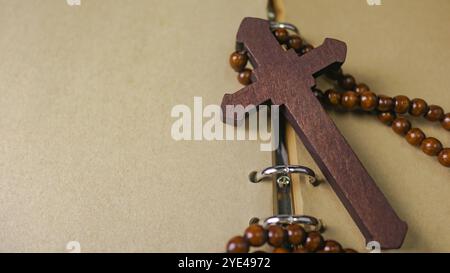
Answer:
269 21 300 35
249 165 317 186
263 215 323 232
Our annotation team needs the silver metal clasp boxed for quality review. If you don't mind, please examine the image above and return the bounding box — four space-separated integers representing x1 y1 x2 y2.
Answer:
249 215 324 232
249 165 318 187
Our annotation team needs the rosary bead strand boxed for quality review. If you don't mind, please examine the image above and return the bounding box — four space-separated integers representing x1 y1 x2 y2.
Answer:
316 87 449 167
226 224 357 253
325 71 448 130
227 27 449 168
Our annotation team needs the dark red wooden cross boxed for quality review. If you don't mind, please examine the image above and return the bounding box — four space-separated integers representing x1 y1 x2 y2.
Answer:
221 17 407 249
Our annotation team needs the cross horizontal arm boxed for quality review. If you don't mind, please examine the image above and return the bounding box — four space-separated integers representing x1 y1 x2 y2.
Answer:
221 82 270 125
296 38 347 77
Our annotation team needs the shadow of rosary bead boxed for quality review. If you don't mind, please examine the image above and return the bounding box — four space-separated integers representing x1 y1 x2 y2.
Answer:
325 67 343 80
438 148 450 167
304 231 324 252
410 98 428 116
286 224 306 245
267 225 286 247
425 105 445 122
394 95 411 114
405 128 426 146
226 236 249 253
377 95 394 112
442 113 450 131
338 74 356 90
341 91 359 110
421 137 443 156
344 248 358 253
244 224 267 247
237 68 252 85
392 117 411 135
377 111 396 125
229 51 248 72
360 91 378 111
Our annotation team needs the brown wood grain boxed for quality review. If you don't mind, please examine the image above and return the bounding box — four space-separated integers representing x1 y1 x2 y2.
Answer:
221 17 407 249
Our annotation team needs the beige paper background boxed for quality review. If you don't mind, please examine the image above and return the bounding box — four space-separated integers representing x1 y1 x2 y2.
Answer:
0 0 448 253
0 0 272 252
285 0 450 252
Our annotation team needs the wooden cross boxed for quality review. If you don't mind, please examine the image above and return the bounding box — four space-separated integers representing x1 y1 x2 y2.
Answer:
221 17 407 249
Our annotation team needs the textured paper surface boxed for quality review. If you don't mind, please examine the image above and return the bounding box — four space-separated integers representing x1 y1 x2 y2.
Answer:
0 0 449 253
0 0 272 252
285 0 450 252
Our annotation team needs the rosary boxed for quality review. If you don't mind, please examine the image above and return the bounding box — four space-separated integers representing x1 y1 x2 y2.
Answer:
222 4 449 254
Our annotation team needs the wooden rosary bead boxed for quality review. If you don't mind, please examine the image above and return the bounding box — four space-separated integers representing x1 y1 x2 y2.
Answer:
392 117 411 136
394 95 411 114
299 44 314 55
304 231 324 252
267 225 286 247
287 35 303 51
344 248 358 253
325 89 341 106
410 98 428 117
442 113 450 131
321 240 343 253
229 51 248 72
273 248 290 253
438 148 450 168
355 83 370 94
421 137 443 156
341 91 359 110
244 224 266 247
226 236 249 253
225 226 351 254
273 28 289 43
338 74 356 90
405 128 426 146
377 111 396 125
425 105 445 122
237 68 252 85
377 95 394 112
360 91 378 111
286 224 306 245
